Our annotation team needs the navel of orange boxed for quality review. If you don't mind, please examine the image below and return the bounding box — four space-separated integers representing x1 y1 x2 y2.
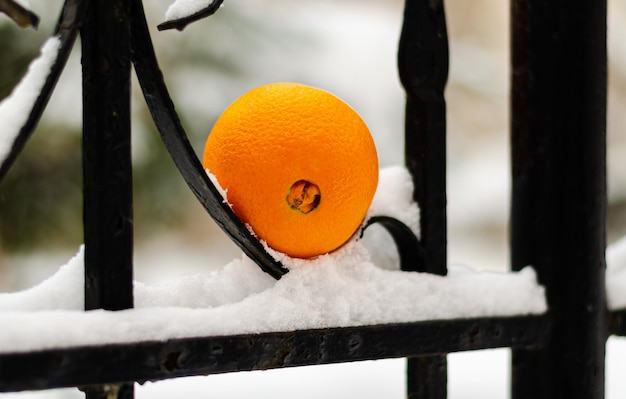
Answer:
202 82 379 259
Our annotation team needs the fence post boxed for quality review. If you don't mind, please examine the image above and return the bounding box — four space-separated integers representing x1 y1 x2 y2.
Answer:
81 0 134 396
398 0 449 397
510 0 607 397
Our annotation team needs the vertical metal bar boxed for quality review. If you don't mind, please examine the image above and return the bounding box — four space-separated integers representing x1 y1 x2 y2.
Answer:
398 0 449 397
80 384 134 399
399 1 448 278
406 355 447 399
510 0 607 398
81 0 134 314
81 0 134 396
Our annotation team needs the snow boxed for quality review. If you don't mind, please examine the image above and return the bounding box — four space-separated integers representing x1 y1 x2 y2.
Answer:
164 0 220 22
0 37 60 165
0 166 546 354
365 166 421 237
607 235 626 309
206 170 231 207
0 248 83 311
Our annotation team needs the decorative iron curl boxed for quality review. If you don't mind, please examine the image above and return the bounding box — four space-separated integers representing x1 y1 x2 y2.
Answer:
0 0 87 181
360 216 427 273
0 0 40 28
129 0 289 279
157 0 224 31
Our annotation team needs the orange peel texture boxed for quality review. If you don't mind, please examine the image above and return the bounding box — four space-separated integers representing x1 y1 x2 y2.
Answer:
203 82 379 258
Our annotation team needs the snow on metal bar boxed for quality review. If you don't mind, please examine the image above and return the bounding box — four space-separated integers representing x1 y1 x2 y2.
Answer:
0 166 547 355
158 0 223 31
0 0 86 181
0 37 60 164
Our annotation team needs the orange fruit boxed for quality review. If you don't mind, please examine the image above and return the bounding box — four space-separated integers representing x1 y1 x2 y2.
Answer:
202 82 379 258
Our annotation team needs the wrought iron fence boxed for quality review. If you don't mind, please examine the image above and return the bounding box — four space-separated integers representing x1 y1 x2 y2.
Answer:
0 0 619 398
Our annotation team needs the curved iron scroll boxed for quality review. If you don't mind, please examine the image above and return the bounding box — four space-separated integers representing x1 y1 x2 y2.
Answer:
0 0 87 181
361 216 427 272
0 0 40 29
128 0 290 279
156 0 224 32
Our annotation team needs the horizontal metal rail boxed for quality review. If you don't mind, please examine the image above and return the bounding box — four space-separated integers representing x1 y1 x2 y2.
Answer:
0 315 550 393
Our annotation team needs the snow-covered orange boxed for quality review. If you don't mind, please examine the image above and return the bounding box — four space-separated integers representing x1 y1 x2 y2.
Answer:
202 83 378 258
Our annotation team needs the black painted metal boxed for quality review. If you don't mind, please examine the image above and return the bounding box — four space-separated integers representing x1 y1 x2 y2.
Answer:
128 0 289 280
0 0 87 181
81 0 134 396
609 310 626 337
398 0 449 397
0 316 549 393
510 0 608 397
79 384 134 399
398 0 448 277
0 0 39 29
156 0 223 31
361 216 427 272
81 0 134 314
407 356 447 399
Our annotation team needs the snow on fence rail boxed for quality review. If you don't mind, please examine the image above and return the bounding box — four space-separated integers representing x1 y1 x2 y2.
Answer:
0 0 620 398
0 167 547 353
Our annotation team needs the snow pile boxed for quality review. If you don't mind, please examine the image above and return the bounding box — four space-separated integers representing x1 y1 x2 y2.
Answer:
365 164 420 236
0 37 60 164
0 248 84 311
0 166 547 353
164 0 219 22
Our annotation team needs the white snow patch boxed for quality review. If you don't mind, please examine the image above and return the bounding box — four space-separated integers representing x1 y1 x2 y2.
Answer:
205 168 232 207
0 37 61 164
606 236 626 309
0 247 84 311
0 166 547 354
164 0 220 22
365 165 420 237
0 243 546 353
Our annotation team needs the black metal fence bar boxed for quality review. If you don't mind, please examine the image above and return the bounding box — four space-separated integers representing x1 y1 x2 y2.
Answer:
609 310 626 336
398 0 449 397
399 0 448 277
0 315 549 393
510 0 607 397
81 0 134 397
81 0 134 315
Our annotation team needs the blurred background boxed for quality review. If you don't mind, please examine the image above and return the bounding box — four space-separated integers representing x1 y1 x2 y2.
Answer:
0 0 625 397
